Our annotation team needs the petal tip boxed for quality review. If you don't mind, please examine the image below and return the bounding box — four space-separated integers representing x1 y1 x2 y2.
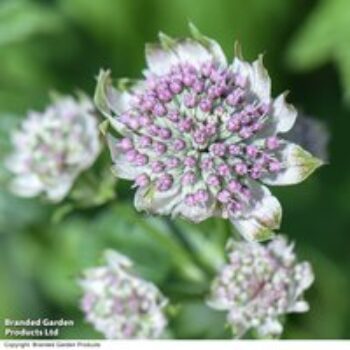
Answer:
293 146 324 182
234 41 244 59
94 69 113 115
255 228 276 242
188 22 200 39
158 31 175 49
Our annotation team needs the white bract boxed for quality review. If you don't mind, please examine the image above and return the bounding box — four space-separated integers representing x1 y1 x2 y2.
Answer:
95 25 322 241
207 236 314 338
79 250 168 339
6 95 101 202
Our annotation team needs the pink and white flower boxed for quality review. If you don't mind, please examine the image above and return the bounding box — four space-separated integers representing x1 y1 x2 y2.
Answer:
207 236 314 338
95 25 322 241
79 250 168 339
6 95 101 202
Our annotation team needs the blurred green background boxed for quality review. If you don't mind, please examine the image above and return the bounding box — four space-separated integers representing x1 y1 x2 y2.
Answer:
0 0 349 340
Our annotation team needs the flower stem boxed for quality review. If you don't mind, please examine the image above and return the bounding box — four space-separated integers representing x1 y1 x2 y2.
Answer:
164 217 193 252
164 217 221 277
116 205 207 284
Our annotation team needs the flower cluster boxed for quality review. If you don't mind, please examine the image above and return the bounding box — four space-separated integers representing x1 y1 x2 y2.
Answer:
95 25 322 241
207 236 314 338
79 250 168 339
6 95 101 202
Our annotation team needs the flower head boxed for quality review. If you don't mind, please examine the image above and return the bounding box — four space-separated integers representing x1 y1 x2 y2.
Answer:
207 236 314 338
79 250 168 339
95 25 323 241
6 95 101 202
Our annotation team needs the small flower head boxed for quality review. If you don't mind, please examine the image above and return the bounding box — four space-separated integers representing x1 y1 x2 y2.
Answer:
6 95 101 202
79 250 168 339
207 236 314 338
95 24 323 241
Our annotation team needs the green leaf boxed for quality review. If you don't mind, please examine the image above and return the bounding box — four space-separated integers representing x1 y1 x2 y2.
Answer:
172 301 230 339
52 203 74 224
287 0 350 102
0 0 66 112
0 0 64 46
37 203 208 307
284 247 350 339
58 0 138 44
68 167 116 209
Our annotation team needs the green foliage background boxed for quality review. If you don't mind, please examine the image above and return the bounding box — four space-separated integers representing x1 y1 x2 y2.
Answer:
0 0 349 339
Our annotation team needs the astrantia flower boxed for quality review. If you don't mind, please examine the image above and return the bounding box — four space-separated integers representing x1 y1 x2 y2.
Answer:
95 25 322 241
79 250 168 339
6 95 101 202
207 236 314 338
